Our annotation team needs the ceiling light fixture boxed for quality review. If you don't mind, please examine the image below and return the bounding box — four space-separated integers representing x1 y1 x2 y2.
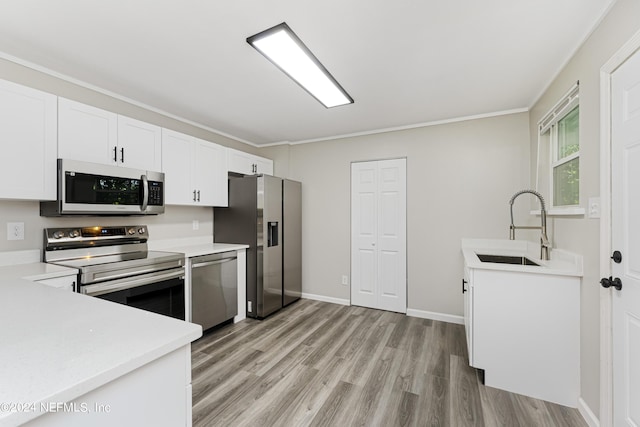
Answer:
247 22 354 109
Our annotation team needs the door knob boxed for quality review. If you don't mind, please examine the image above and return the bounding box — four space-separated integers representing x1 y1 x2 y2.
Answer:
611 250 622 263
600 276 623 291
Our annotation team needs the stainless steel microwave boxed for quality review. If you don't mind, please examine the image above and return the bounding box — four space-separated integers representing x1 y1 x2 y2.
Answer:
40 159 165 216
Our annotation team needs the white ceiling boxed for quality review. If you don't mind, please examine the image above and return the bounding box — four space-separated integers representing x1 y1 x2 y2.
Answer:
0 0 614 146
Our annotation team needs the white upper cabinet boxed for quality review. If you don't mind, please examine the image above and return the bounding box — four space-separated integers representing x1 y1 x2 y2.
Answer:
195 138 228 206
58 98 118 166
161 129 228 207
227 148 273 176
161 129 194 205
58 98 162 171
0 79 57 200
117 115 162 171
255 156 274 175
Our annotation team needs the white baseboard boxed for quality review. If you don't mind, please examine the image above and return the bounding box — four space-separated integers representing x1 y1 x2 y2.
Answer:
578 397 599 427
406 308 464 325
299 296 464 324
301 293 350 306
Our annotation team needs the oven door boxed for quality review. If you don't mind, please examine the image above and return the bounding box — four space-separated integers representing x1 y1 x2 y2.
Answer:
80 267 185 320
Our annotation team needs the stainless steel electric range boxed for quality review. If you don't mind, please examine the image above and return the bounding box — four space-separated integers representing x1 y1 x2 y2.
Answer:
44 225 186 320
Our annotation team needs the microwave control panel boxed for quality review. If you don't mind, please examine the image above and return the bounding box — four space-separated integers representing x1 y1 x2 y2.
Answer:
148 181 163 206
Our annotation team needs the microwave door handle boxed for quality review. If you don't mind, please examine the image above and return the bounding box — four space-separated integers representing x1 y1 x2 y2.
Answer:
141 174 149 212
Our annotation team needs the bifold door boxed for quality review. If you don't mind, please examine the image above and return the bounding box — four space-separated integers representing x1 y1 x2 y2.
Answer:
351 158 406 313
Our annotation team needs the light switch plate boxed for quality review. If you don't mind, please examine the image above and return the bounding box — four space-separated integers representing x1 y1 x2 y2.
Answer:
7 222 25 240
588 197 601 219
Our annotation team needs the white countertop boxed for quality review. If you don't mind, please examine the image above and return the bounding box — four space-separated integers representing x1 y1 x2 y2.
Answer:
0 262 78 282
461 238 583 277
0 249 78 282
149 237 248 258
0 253 202 426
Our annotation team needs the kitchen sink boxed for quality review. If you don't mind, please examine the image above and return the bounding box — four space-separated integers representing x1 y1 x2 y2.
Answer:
476 254 540 266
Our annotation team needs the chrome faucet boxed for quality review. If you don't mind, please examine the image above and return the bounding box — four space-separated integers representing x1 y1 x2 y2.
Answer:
509 189 551 261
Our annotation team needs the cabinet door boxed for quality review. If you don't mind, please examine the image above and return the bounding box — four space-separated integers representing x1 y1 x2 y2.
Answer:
227 148 256 175
58 97 118 166
255 157 273 175
117 115 162 171
227 148 273 176
161 129 195 205
463 267 474 366
194 139 228 207
0 79 57 200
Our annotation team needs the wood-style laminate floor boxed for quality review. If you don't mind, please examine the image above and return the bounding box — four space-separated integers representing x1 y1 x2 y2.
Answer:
191 299 586 427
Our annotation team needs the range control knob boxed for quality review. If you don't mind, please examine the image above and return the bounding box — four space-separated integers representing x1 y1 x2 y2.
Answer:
52 231 65 239
69 230 80 238
138 227 146 234
127 228 136 235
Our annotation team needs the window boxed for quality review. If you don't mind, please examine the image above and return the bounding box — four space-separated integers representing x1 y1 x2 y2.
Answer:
537 84 580 211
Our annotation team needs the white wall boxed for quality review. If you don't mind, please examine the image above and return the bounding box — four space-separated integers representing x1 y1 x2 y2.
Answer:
262 111 532 317
0 201 213 252
528 0 640 417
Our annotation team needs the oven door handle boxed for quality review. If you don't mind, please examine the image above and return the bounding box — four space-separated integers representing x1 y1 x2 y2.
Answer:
81 268 184 297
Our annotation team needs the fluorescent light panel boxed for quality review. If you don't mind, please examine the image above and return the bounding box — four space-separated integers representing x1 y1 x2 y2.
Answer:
247 23 353 108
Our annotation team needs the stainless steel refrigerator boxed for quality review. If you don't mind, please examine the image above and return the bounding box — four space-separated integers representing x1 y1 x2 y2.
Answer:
214 175 301 318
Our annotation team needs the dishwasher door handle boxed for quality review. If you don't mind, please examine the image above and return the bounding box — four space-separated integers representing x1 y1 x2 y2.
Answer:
192 257 237 269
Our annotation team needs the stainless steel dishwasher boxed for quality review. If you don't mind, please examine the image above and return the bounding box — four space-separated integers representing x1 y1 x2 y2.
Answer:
191 251 238 331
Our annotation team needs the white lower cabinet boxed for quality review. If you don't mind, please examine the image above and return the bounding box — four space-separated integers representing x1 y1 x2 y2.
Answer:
161 129 228 207
463 264 580 407
24 346 193 427
0 79 57 201
227 148 273 175
462 267 473 365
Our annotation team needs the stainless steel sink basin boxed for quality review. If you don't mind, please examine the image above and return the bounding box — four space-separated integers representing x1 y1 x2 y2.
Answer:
476 254 540 266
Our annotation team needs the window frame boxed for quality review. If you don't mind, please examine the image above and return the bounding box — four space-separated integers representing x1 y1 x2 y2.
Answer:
536 83 584 215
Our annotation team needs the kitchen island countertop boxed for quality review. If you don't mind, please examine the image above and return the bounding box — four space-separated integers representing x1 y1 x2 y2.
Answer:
0 277 202 426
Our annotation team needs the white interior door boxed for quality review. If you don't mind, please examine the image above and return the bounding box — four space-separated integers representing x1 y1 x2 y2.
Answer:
351 159 406 313
611 46 640 427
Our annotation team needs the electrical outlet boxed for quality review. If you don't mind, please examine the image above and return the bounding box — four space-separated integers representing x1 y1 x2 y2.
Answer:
7 222 25 241
248 301 252 312
341 275 349 286
192 220 199 230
